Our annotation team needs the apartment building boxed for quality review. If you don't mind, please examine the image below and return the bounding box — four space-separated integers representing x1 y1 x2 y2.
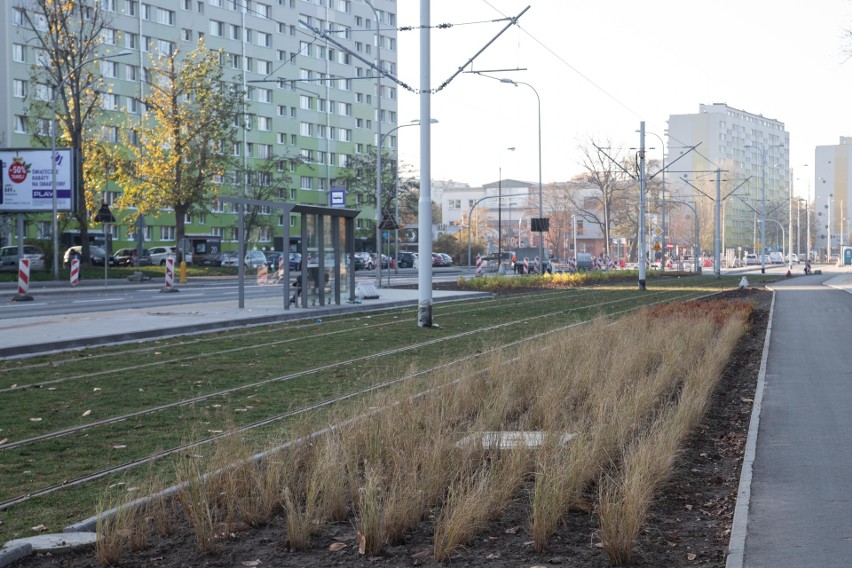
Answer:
0 0 398 252
667 103 789 253
814 137 852 259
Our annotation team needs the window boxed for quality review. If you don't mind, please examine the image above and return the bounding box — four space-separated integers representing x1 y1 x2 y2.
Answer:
210 20 224 36
210 0 223 6
13 80 26 98
257 59 272 74
12 7 24 25
300 176 312 190
258 116 271 131
300 95 312 110
277 133 287 144
182 28 193 41
13 44 26 62
102 60 118 78
37 119 52 136
102 93 119 110
102 126 119 143
229 23 241 40
101 0 116 10
257 88 272 103
300 122 313 136
125 96 138 113
257 3 271 18
182 0 191 9
257 31 271 47
101 28 116 45
290 188 297 200
126 0 138 15
14 116 26 133
124 32 138 49
126 64 139 81
157 7 175 25
160 226 176 241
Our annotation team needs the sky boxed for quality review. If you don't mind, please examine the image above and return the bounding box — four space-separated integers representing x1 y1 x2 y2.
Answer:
391 0 852 198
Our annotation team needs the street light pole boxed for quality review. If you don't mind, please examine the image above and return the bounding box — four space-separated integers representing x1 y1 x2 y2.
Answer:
500 79 544 273
51 51 131 280
364 0 383 288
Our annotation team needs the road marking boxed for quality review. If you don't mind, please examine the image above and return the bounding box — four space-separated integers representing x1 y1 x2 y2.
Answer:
72 298 124 304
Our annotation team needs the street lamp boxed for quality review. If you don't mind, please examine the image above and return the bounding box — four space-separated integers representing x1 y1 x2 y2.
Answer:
364 0 384 288
51 50 131 279
378 118 438 280
499 79 544 273
745 143 784 274
497 146 515 274
646 131 667 267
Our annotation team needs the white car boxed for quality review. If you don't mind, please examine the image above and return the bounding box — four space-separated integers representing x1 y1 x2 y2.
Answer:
245 250 267 269
148 246 177 265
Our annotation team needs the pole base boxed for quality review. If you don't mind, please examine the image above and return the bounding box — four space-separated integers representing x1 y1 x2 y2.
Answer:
11 294 34 302
638 279 646 291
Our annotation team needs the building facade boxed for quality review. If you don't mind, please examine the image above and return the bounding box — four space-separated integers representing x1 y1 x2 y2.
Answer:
1 0 398 253
667 103 790 254
814 137 852 260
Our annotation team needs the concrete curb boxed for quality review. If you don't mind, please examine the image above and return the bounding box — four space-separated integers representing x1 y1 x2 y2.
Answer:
0 542 32 568
725 289 775 568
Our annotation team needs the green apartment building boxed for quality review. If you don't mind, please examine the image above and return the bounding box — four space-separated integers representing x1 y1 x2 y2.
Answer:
1 0 398 258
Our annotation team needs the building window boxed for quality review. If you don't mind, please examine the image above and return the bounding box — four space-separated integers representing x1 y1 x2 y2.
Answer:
13 80 26 99
182 28 193 41
126 64 139 81
300 176 312 190
210 20 224 36
102 60 118 78
12 8 25 25
101 28 116 45
13 44 26 62
102 93 119 110
124 32 138 49
160 226 176 241
258 116 271 131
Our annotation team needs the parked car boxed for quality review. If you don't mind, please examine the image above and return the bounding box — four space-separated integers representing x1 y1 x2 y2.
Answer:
396 252 418 268
113 247 152 267
372 253 391 269
431 253 448 267
0 245 46 272
289 252 302 271
64 245 117 267
265 251 286 272
744 253 760 265
219 252 239 267
354 252 374 270
245 250 267 269
787 253 801 264
148 246 177 265
439 253 453 266
768 251 784 264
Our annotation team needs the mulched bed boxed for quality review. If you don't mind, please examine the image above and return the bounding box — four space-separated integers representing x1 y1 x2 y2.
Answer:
13 286 770 568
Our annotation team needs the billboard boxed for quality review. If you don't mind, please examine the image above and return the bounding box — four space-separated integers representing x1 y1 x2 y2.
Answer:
0 148 75 212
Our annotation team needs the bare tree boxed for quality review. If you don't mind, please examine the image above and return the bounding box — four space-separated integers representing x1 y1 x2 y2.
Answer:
18 0 114 263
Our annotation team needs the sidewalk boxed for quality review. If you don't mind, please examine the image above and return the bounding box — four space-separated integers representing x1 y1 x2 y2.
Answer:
0 282 488 359
728 266 852 567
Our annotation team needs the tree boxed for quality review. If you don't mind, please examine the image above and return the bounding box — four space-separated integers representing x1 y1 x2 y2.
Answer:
221 153 304 250
115 41 242 258
18 0 114 264
572 140 636 257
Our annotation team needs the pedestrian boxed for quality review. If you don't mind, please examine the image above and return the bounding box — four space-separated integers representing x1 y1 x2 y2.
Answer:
804 258 812 275
512 254 517 274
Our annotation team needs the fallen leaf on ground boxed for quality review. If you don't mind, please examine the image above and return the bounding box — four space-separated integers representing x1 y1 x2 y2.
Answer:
357 531 366 554
329 542 346 552
241 560 262 567
505 525 521 534
82 410 91 417
0 439 7 446
113 445 127 449
687 552 697 560
93 388 101 392
31 524 47 532
486 553 500 559
29 417 42 422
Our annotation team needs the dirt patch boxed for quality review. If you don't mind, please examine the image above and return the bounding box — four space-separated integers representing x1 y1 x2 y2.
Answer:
14 287 770 568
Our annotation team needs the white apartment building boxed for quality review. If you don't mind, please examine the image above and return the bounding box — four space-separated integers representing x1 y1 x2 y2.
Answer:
667 103 789 253
814 137 852 259
0 0 398 251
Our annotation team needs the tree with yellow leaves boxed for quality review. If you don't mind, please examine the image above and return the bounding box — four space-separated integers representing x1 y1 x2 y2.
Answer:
115 40 242 259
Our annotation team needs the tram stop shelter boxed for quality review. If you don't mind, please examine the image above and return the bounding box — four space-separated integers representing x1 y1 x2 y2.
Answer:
219 197 360 310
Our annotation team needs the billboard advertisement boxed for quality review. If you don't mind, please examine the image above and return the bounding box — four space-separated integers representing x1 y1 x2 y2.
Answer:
0 148 75 212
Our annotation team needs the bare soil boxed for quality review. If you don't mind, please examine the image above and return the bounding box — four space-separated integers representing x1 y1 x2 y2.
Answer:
13 286 771 568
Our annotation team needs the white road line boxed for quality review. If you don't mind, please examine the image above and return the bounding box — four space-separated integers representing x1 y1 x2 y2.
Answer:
72 298 124 304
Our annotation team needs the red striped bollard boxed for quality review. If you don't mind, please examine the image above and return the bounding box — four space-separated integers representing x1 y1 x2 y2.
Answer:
13 258 33 301
475 254 483 276
534 257 540 274
160 257 179 293
70 258 80 287
256 264 268 286
523 257 529 274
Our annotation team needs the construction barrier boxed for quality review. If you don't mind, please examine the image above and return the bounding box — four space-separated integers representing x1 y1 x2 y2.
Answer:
475 254 483 276
523 257 529 274
256 264 268 286
17 258 30 296
70 258 80 287
163 257 175 291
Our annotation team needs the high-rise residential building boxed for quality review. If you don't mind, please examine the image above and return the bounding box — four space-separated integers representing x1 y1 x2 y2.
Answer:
667 103 789 256
814 137 852 260
0 0 398 253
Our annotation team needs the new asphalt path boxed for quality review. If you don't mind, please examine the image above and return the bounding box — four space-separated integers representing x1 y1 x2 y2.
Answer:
4 265 852 567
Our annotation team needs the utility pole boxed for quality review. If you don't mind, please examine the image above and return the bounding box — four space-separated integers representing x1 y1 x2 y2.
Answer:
638 122 647 290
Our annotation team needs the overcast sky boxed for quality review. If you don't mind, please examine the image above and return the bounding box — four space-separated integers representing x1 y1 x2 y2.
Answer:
392 0 852 198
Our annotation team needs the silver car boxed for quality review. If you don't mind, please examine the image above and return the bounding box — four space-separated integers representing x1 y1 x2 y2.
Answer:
0 245 46 271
